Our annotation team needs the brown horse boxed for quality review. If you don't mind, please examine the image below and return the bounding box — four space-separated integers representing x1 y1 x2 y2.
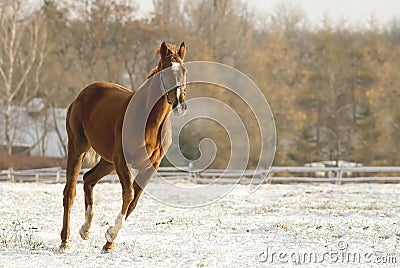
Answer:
59 41 187 253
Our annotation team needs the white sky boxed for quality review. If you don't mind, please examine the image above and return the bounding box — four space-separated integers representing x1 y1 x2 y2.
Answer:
25 0 400 28
138 0 400 28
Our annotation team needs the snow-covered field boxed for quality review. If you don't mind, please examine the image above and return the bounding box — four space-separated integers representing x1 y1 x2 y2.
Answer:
1 181 400 267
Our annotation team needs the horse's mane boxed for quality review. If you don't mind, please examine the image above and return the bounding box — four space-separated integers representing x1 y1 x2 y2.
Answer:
147 43 178 79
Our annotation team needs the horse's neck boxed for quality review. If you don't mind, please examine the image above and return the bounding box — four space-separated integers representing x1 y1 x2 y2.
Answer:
122 75 171 170
145 74 171 122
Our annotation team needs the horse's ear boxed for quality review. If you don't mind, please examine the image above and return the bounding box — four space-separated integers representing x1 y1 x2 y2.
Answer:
160 41 168 58
178 42 186 60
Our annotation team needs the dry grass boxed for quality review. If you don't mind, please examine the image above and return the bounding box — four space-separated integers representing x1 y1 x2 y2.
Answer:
0 154 66 170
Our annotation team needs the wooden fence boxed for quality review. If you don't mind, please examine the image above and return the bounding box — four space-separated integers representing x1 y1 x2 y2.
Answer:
1 166 400 184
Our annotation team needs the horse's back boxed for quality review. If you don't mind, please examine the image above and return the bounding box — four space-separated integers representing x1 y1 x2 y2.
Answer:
69 81 133 122
67 82 134 161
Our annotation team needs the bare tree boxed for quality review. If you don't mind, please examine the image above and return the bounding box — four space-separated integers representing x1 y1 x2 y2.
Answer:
0 0 48 155
51 104 67 157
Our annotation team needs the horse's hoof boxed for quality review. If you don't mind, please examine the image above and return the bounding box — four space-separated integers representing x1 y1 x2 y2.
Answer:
105 226 117 242
58 241 71 253
79 226 91 240
101 243 115 254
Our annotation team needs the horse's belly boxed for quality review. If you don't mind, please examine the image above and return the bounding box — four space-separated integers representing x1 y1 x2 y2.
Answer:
85 131 115 162
82 104 122 162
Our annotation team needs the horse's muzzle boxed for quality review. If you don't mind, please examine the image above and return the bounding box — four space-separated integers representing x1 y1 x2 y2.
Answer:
173 101 187 116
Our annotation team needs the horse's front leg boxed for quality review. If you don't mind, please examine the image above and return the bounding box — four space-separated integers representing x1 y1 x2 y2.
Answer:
101 155 134 253
101 163 158 253
126 164 158 218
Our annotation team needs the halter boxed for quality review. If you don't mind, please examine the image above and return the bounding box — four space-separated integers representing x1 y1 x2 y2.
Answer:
159 63 184 105
159 69 178 104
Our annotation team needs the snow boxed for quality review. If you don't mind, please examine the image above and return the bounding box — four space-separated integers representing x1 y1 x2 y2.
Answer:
0 107 67 157
1 181 400 267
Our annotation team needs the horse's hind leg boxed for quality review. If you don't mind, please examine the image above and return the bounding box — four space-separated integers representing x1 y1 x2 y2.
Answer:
102 154 134 253
59 140 88 252
80 158 114 240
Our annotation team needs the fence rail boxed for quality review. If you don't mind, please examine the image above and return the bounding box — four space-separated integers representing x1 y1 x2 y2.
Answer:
1 166 400 184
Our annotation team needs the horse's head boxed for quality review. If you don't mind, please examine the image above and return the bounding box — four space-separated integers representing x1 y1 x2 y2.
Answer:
157 41 187 116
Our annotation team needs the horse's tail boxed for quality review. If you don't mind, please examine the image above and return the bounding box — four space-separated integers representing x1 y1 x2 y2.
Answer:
83 148 99 167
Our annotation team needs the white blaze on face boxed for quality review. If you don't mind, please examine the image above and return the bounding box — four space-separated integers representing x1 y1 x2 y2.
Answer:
176 86 181 100
172 62 182 102
171 62 180 72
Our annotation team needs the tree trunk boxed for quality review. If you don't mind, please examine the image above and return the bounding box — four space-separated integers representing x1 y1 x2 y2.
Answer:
4 103 12 156
52 105 67 157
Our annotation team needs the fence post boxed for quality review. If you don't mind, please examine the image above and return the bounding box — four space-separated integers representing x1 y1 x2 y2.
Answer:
265 170 273 184
56 167 61 183
8 167 15 183
336 167 343 185
188 161 194 179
